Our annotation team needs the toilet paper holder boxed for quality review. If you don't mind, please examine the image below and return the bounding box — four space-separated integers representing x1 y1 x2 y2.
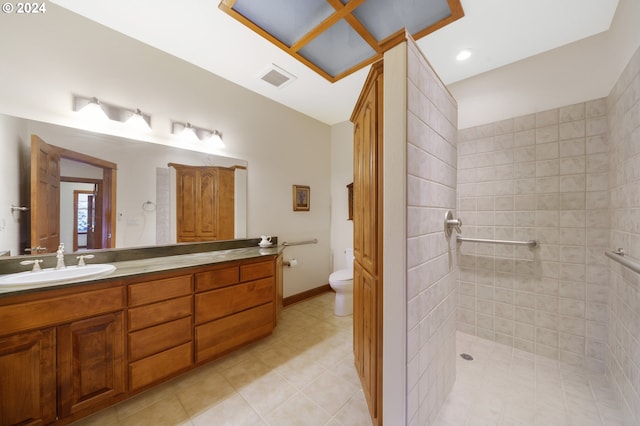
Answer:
283 259 298 267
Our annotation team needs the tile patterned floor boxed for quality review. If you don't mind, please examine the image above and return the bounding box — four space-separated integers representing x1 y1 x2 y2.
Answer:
434 332 625 426
74 296 626 426
73 292 372 426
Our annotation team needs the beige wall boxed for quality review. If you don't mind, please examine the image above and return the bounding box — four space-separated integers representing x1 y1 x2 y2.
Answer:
0 4 332 297
0 115 27 256
329 121 354 272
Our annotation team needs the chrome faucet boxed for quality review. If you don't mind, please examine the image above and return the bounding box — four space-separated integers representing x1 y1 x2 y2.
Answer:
55 243 66 269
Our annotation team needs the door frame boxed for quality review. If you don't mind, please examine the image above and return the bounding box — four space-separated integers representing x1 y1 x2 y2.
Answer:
58 148 116 249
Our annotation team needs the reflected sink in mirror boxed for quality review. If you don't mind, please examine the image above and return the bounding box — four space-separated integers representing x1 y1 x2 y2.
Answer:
0 264 116 287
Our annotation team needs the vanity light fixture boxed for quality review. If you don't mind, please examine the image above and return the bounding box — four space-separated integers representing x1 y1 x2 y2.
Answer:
456 48 472 61
73 96 109 123
73 95 151 131
172 121 225 148
125 108 152 131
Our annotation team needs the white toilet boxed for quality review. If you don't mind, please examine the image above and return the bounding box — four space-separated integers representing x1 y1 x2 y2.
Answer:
329 248 354 316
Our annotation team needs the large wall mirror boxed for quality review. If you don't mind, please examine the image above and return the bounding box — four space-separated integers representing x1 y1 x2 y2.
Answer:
0 113 247 258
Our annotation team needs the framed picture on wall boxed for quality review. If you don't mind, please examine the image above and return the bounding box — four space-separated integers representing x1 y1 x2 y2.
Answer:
292 185 310 211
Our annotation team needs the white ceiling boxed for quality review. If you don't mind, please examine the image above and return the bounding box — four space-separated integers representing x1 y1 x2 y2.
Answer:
50 0 619 126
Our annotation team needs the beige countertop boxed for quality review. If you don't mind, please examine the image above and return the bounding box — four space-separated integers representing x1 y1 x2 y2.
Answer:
0 245 282 296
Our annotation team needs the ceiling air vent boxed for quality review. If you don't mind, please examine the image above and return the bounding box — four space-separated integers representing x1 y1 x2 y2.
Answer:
259 64 297 89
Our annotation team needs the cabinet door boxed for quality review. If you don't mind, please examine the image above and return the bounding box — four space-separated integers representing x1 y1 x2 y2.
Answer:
176 167 198 241
0 329 56 426
353 262 378 417
351 61 383 425
57 312 125 417
353 74 380 275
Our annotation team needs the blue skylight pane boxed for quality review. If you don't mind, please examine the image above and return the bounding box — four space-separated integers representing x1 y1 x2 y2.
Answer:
298 19 376 77
352 0 452 41
233 0 334 47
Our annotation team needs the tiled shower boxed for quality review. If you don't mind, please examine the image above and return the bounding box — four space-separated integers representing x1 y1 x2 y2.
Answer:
455 45 640 425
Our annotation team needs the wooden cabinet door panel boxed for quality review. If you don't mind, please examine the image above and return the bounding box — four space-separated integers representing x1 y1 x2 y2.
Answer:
176 168 197 240
57 312 125 417
195 265 239 292
128 317 192 362
0 329 56 426
195 278 273 324
360 266 378 419
195 303 273 363
128 295 192 332
128 275 192 307
351 61 383 425
353 80 380 275
174 165 235 242
129 342 192 391
239 260 273 282
196 168 217 239
216 167 235 240
0 286 124 337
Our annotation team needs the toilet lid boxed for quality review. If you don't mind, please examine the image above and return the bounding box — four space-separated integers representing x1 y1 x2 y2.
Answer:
330 269 353 281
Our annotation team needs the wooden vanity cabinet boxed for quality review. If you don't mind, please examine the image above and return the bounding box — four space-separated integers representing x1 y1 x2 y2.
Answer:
127 274 193 391
0 284 125 426
0 253 280 425
194 258 275 363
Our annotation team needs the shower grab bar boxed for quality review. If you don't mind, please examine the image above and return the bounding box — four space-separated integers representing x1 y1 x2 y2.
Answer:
605 248 640 274
456 236 538 248
282 238 318 247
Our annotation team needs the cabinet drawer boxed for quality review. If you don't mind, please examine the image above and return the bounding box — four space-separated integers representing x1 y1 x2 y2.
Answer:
128 295 192 332
195 277 273 324
196 303 273 363
128 275 192 307
129 342 192 391
240 260 273 282
0 286 124 336
195 265 239 292
128 317 192 362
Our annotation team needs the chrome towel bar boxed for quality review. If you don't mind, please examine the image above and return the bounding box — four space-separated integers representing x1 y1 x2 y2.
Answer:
456 236 538 248
605 248 640 274
282 238 318 247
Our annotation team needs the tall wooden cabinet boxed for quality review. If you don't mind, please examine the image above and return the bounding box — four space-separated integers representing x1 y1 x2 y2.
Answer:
351 60 384 425
172 164 235 242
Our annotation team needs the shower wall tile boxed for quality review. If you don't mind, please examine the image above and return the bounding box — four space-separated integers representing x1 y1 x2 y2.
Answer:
456 97 609 376
406 39 457 426
606 44 640 426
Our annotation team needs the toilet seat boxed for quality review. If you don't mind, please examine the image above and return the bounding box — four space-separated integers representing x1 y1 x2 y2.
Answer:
329 269 352 282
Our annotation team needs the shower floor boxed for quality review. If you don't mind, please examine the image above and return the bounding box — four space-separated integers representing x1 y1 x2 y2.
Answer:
434 332 625 426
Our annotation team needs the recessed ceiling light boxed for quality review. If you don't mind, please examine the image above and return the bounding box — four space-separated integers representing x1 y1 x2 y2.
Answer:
456 49 472 61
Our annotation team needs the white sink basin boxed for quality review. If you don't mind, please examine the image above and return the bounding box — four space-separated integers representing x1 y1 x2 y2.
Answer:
0 264 116 287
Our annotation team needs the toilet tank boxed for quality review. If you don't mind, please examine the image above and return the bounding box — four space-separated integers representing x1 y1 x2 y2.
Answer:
345 248 354 270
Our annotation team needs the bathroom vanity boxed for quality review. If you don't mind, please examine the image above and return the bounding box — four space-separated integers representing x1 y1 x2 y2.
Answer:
0 244 283 425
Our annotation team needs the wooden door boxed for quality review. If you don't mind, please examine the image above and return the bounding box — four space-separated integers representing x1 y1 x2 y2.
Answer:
57 312 125 418
197 168 217 240
216 167 235 240
31 135 61 254
0 329 56 426
351 61 383 425
173 164 235 242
